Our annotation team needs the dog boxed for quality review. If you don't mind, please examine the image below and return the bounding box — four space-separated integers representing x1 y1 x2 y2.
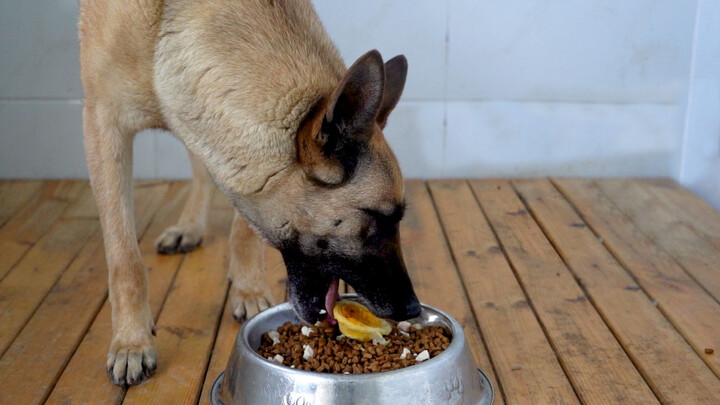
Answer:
79 0 421 386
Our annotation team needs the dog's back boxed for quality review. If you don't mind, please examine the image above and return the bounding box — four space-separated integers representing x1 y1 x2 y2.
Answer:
79 0 344 120
80 0 347 189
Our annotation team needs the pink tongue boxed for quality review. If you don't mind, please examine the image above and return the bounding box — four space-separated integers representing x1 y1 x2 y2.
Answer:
324 279 340 324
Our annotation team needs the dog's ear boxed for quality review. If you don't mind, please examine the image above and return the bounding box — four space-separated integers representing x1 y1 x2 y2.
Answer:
324 49 385 140
297 50 385 185
376 55 408 129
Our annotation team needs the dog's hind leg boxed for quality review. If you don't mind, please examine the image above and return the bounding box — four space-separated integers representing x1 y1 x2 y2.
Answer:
83 104 157 386
228 212 277 322
155 148 214 254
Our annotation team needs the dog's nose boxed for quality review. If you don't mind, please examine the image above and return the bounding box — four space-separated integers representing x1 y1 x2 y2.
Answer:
405 298 422 318
391 296 422 320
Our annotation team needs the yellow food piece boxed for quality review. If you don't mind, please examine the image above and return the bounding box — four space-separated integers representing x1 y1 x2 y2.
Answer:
333 300 391 342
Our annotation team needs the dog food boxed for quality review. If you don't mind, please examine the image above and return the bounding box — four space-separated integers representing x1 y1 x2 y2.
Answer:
257 320 452 373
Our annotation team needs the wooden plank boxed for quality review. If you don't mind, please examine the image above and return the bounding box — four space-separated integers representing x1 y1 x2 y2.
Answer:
429 180 579 404
0 181 88 280
403 181 505 405
515 179 720 403
640 178 720 251
554 179 720 377
470 180 658 405
0 216 98 356
197 243 287 405
0 180 44 229
121 195 234 404
46 182 191 405
597 178 720 303
0 182 169 405
0 180 86 244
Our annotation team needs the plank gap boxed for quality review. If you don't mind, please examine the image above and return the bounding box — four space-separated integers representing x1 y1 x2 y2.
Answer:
425 181 510 405
511 181 676 403
468 182 585 404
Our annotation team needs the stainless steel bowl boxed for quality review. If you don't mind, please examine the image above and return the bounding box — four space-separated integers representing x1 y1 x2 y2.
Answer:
211 295 494 405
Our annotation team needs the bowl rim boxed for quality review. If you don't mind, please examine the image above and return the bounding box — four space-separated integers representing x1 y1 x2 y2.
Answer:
238 294 467 380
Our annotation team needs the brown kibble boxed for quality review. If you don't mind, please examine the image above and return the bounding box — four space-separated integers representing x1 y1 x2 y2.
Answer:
256 320 452 374
706 348 715 355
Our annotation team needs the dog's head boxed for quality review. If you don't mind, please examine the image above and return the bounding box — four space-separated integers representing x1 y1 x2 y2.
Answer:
244 50 420 323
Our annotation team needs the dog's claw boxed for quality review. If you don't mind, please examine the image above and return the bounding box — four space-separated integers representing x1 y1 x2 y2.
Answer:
230 288 274 323
155 225 203 254
107 339 157 386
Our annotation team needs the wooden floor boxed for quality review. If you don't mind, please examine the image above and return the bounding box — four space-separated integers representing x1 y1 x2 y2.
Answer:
0 179 719 404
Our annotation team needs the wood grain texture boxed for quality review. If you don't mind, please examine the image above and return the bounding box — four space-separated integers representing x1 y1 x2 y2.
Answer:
46 182 190 405
554 178 720 377
0 180 44 229
471 180 658 405
640 178 720 251
0 217 98 356
515 179 720 404
0 182 169 405
597 178 720 303
429 180 579 405
0 181 87 280
403 181 505 405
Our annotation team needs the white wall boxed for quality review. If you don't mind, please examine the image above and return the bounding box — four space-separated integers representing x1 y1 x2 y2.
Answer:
1 1 717 206
679 0 720 207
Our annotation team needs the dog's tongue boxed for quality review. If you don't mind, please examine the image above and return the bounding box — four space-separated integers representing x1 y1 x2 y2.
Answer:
324 279 340 324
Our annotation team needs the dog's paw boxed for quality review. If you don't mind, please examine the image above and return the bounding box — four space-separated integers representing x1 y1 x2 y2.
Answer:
106 335 157 386
155 225 203 254
230 285 275 323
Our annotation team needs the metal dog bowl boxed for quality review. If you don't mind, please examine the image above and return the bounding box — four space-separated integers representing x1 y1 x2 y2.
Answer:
210 295 494 405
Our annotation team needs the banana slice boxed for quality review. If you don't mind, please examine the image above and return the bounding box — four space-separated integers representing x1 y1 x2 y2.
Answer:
333 300 391 342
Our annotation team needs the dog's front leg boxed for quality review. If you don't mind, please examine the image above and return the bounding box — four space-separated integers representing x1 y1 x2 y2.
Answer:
83 105 156 386
228 212 276 322
155 148 213 254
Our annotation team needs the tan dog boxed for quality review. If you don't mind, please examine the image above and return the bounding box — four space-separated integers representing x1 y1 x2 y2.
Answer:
79 0 420 386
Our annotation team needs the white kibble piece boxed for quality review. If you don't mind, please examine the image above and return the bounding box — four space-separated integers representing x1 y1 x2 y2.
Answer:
303 344 315 360
336 334 345 341
343 371 350 374
372 335 388 346
290 365 296 369
400 347 411 360
415 350 430 362
319 309 327 315
397 321 412 332
412 323 423 331
301 326 314 337
268 331 281 346
272 354 284 364
399 331 410 338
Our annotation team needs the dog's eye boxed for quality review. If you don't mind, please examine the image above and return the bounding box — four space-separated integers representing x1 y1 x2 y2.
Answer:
361 204 405 228
316 239 329 250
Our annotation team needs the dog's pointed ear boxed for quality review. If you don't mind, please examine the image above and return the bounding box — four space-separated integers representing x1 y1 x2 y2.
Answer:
324 50 385 140
297 101 347 185
376 55 408 129
297 50 385 185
